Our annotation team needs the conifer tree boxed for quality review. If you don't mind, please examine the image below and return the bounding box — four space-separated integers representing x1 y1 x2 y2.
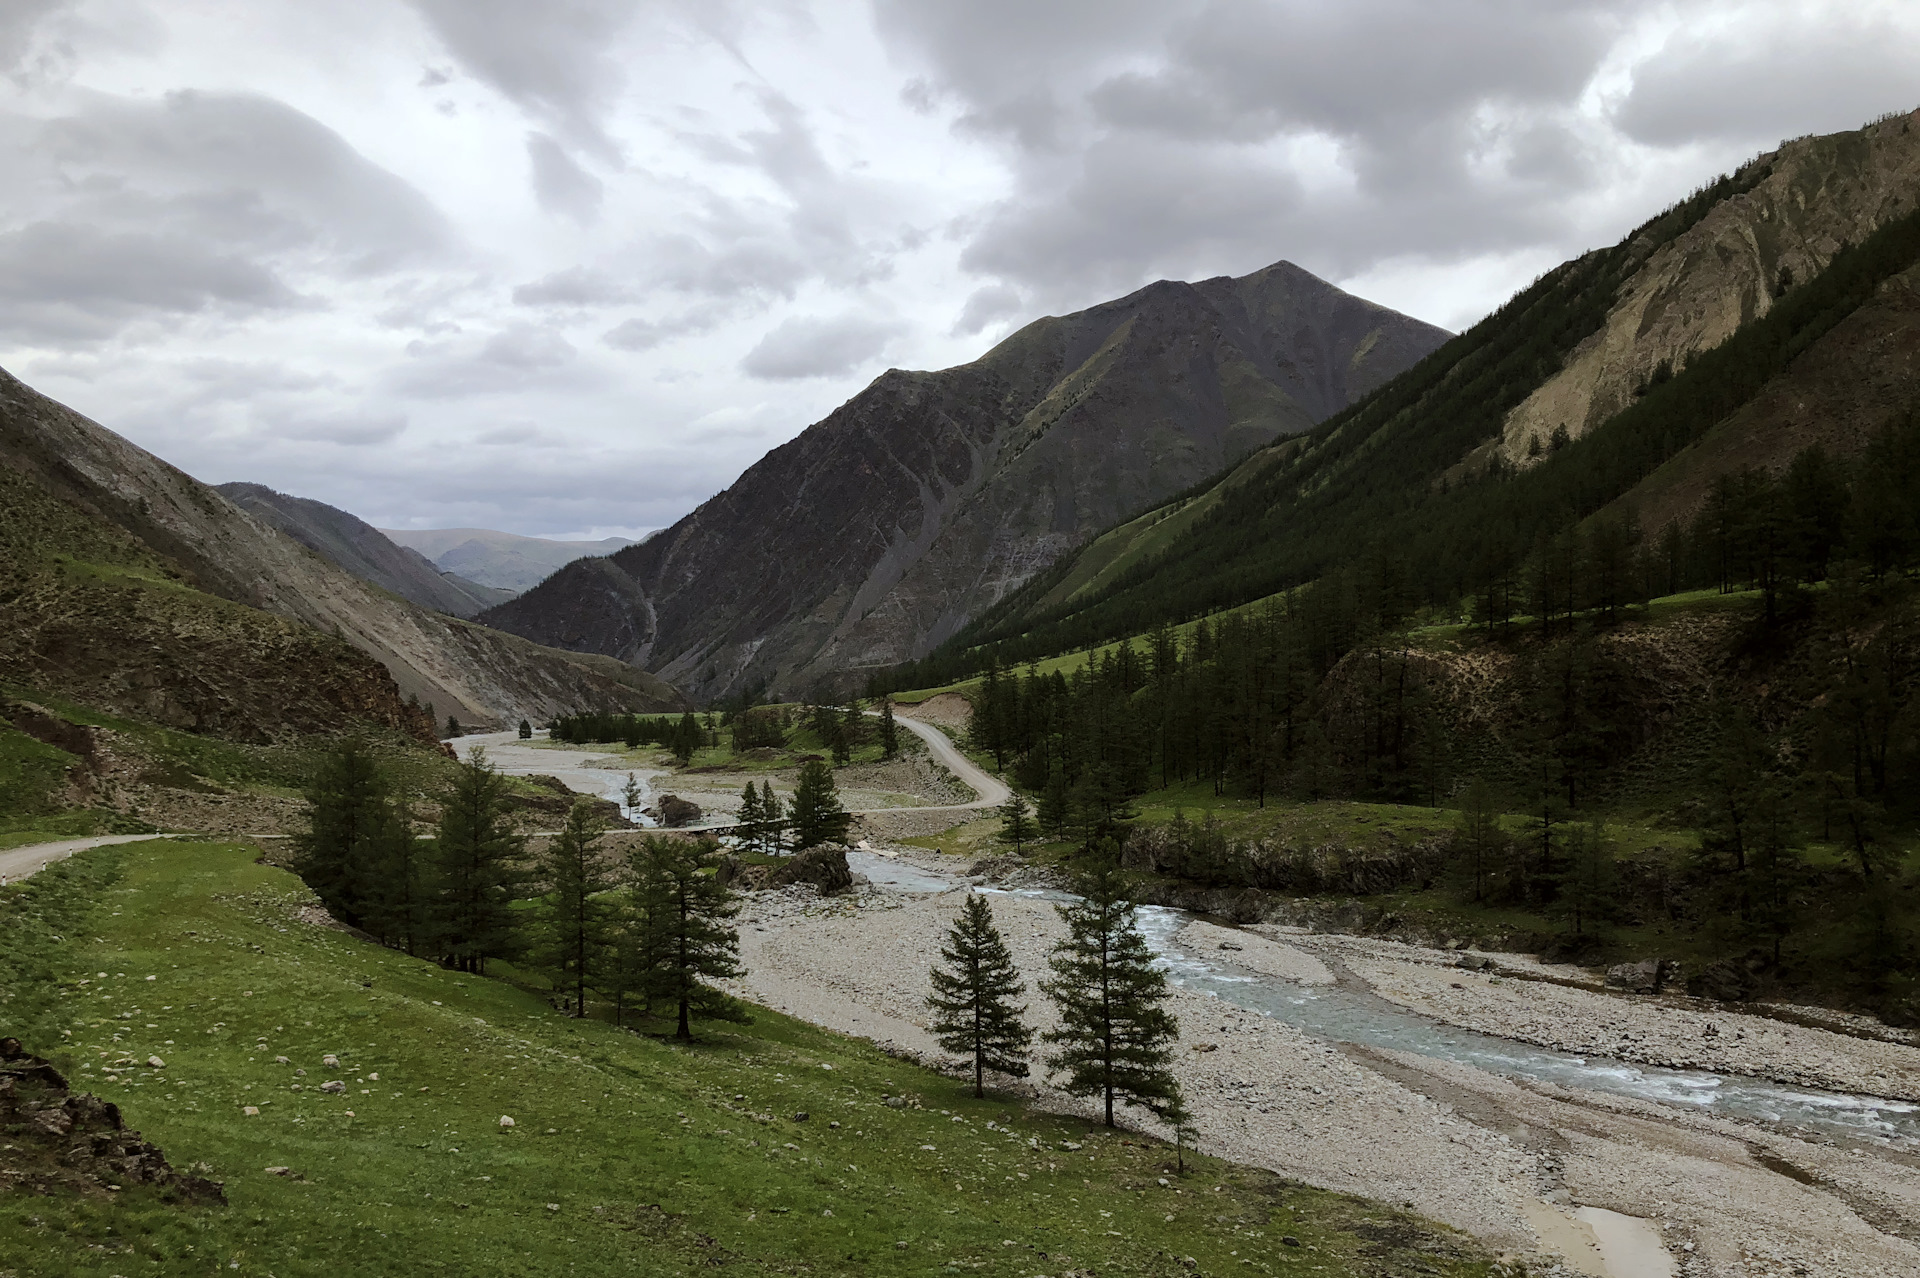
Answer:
1042 864 1183 1127
430 747 525 974
359 783 431 956
759 781 786 853
879 698 899 759
518 718 532 739
1453 777 1505 903
737 781 765 853
635 836 749 1040
622 772 644 820
1558 821 1618 936
293 737 407 929
927 894 1032 1097
996 791 1035 855
445 714 462 739
672 712 701 766
789 759 850 848
538 800 617 1016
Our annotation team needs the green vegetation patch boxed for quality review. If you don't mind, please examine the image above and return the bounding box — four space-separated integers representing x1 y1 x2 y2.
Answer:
1 841 1507 1278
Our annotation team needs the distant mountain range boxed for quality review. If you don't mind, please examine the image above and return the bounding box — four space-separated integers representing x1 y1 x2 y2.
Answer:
218 484 512 619
381 527 635 593
482 259 1449 700
0 369 685 735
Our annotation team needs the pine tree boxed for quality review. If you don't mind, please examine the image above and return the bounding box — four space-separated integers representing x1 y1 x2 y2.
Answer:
996 791 1035 855
879 698 899 759
538 800 617 1016
759 781 786 854
359 782 431 956
789 759 850 848
622 772 644 821
430 747 525 974
635 836 749 1040
293 737 406 929
927 894 1032 1097
445 714 462 739
518 719 533 739
1042 865 1183 1127
737 781 765 853
672 712 701 766
1453 777 1505 903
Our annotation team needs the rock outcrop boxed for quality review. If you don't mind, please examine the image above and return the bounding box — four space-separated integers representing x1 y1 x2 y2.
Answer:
0 1037 224 1202
768 846 853 894
483 260 1448 699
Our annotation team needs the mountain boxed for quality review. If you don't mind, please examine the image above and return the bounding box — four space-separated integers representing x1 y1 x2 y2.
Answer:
941 107 1920 666
217 483 511 618
0 366 687 733
481 260 1449 700
381 527 635 593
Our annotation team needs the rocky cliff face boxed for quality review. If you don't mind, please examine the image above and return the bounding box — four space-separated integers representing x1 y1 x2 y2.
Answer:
216 482 509 618
0 366 686 730
1500 109 1920 463
483 260 1447 699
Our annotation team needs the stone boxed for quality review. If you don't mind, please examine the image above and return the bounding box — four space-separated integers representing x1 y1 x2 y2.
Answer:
546 1203 560 1212
275 1056 289 1065
1605 960 1662 994
320 1080 346 1094
770 845 853 894
657 794 702 828
243 1106 260 1116
265 1166 291 1176
793 1112 809 1122
322 1054 340 1069
1218 941 1243 951
1281 1236 1301 1248
499 1116 516 1128
146 1056 164 1068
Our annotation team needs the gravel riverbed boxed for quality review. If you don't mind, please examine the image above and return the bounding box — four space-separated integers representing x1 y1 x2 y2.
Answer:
718 851 1920 1278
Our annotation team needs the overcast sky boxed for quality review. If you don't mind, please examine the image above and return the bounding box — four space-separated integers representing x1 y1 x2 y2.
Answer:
3 1 1917 539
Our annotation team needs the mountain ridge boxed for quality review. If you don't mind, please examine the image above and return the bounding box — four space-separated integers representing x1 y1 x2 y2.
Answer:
217 483 511 618
482 258 1449 699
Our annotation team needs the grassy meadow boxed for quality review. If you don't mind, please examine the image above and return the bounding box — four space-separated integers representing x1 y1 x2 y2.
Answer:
1 839 1505 1278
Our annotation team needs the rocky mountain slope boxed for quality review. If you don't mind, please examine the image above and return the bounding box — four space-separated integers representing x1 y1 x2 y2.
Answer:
951 108 1920 662
382 527 634 593
482 260 1448 699
217 483 510 618
0 366 685 732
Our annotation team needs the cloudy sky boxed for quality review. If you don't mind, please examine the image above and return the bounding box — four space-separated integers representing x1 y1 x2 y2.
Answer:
3 1 1917 539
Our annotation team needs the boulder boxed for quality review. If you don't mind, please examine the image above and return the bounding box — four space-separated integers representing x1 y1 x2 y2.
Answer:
657 794 702 828
1688 959 1756 1002
1605 959 1662 994
320 1080 346 1095
770 845 853 894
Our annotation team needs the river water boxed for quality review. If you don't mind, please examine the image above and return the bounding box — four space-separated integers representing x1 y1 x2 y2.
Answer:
457 735 1917 1149
844 851 1920 1147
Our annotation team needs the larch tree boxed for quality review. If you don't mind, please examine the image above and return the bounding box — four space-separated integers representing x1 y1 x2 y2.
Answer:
538 799 618 1016
879 698 899 759
1042 864 1183 1128
927 894 1032 1097
759 781 786 853
635 836 749 1040
293 736 408 930
996 791 1036 855
430 747 525 974
789 759 850 848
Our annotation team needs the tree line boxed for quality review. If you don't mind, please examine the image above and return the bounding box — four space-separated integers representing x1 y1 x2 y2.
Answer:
293 740 745 1039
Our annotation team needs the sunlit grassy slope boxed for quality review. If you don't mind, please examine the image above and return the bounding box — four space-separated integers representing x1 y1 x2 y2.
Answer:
1 840 1501 1278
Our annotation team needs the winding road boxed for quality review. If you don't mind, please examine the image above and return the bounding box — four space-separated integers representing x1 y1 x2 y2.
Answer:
0 833 176 885
871 711 1008 814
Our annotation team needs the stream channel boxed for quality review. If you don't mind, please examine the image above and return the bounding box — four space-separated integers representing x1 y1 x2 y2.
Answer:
462 732 1917 1149
850 851 1920 1148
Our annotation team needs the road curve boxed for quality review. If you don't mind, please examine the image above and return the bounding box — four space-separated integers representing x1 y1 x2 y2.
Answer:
871 713 1009 813
0 833 176 885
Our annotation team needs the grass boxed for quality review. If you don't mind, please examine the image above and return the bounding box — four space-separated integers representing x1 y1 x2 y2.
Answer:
1 841 1506 1278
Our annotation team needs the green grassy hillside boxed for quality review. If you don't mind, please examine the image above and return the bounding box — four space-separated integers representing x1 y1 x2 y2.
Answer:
1 841 1503 1278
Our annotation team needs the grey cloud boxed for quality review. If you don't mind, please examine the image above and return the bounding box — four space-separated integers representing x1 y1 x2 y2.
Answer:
527 131 605 222
512 266 640 307
874 0 1656 307
1617 15 1920 148
408 0 636 163
740 313 899 380
0 0 64 77
277 412 409 446
391 324 582 397
0 221 302 343
35 90 452 270
951 283 1024 337
603 307 725 351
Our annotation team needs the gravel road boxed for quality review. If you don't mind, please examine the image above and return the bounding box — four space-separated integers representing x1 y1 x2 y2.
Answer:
0 834 174 885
